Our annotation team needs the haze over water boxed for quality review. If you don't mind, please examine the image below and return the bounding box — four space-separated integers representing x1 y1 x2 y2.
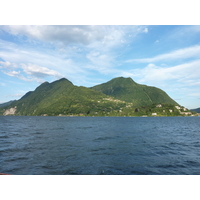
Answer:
0 116 200 175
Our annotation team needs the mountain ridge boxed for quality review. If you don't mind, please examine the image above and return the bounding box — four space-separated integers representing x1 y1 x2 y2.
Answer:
1 77 192 117
0 100 17 108
191 107 200 113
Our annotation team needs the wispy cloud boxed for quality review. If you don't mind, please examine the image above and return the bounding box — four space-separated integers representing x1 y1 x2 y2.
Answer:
168 25 200 41
0 25 147 48
1 25 105 45
21 63 63 79
0 25 149 84
3 70 20 77
1 60 63 83
119 59 200 90
0 60 17 69
126 45 200 63
2 68 31 82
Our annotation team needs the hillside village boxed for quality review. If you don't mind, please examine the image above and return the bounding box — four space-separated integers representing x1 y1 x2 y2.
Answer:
2 103 198 117
150 104 196 117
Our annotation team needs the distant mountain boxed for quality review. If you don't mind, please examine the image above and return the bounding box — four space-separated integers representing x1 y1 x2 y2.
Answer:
0 77 184 116
191 107 200 113
91 77 178 106
0 100 16 108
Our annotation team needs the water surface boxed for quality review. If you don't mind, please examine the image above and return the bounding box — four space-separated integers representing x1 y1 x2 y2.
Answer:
0 116 200 175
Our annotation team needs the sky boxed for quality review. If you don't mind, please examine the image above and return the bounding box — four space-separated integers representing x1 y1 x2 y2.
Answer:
0 25 200 109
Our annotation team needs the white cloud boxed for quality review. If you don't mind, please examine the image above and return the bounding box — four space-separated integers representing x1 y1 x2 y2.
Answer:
0 38 85 78
144 60 200 82
82 26 150 74
126 45 200 63
0 25 151 82
1 25 135 47
1 60 64 82
2 69 33 82
21 63 63 79
1 25 96 45
1 25 148 51
0 61 18 69
3 70 20 77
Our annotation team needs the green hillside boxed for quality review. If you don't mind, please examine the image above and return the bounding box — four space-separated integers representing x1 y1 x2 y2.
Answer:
91 77 178 106
1 78 130 116
0 77 189 117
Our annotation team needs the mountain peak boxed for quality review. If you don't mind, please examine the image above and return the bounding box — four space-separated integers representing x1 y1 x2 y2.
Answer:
111 77 137 84
57 77 68 81
52 77 73 85
41 81 49 85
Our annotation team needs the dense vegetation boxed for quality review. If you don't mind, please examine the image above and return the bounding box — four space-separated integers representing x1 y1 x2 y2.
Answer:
0 77 196 116
91 77 178 106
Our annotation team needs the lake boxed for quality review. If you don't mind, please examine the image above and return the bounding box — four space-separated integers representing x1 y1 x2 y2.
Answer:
0 116 200 175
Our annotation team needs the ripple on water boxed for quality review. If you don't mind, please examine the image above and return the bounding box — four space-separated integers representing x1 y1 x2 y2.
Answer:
1 116 200 175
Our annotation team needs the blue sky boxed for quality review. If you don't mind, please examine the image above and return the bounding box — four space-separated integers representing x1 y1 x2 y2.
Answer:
0 25 200 109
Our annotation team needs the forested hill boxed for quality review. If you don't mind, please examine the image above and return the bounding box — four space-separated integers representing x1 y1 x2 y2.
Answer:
0 77 188 117
91 77 178 106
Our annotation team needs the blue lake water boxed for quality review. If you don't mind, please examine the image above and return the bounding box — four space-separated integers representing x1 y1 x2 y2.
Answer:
0 116 200 175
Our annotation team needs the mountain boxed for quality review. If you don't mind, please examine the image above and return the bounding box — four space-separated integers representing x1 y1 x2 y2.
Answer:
191 107 200 113
1 78 130 116
1 77 183 116
0 100 16 108
91 77 178 106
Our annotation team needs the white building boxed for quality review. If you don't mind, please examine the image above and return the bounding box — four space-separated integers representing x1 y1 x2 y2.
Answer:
175 106 181 109
180 112 192 115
